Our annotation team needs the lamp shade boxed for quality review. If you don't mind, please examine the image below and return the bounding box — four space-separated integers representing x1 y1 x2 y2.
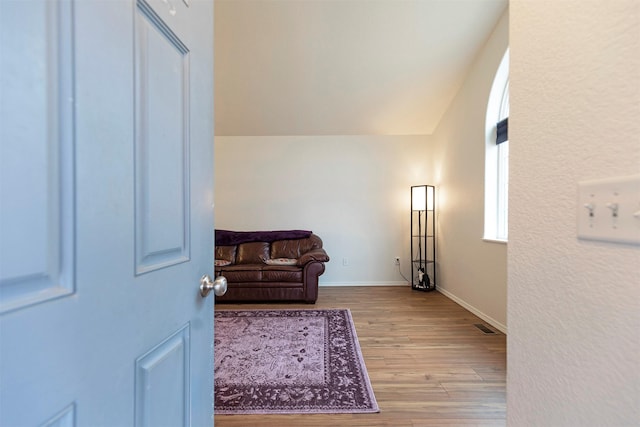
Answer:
412 186 426 211
411 185 434 211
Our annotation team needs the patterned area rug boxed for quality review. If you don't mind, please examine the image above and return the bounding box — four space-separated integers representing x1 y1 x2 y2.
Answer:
214 309 379 414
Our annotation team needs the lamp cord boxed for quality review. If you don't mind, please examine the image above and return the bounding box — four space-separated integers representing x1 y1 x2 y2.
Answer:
397 263 411 285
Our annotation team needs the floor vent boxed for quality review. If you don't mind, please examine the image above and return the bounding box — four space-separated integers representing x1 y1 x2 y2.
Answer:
474 323 496 334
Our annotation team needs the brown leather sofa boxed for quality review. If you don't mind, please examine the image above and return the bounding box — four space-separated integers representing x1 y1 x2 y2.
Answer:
214 230 330 304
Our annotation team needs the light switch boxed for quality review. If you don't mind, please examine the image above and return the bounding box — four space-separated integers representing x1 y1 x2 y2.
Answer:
577 174 640 245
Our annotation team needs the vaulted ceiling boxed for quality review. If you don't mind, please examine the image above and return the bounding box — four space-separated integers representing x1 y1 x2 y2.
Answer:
214 0 507 136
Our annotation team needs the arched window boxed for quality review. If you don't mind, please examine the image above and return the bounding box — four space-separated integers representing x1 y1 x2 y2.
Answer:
484 49 509 242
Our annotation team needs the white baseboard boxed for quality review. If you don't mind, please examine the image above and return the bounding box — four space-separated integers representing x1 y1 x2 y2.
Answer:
320 281 409 287
437 287 508 334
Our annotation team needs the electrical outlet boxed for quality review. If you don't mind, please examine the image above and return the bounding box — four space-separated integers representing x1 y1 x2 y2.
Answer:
394 257 400 265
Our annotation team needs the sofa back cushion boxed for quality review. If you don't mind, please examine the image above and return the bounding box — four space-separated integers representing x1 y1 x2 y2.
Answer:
271 234 322 259
236 242 270 264
215 245 237 263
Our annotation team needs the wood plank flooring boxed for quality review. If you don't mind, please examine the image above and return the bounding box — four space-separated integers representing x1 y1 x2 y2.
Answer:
214 286 506 427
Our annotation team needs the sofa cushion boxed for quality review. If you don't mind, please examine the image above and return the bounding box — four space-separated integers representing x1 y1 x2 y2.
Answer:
262 266 303 282
236 242 270 264
216 264 302 283
215 245 237 263
219 264 263 282
271 235 323 259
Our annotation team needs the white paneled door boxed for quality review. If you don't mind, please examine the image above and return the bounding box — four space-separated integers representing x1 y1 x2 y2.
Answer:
0 0 215 425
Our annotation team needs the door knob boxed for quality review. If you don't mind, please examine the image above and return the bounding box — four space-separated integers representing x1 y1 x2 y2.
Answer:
200 274 227 298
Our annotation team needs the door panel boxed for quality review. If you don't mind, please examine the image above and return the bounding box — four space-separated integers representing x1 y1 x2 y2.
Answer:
0 0 214 425
0 0 75 314
134 0 191 274
42 404 76 427
134 324 190 427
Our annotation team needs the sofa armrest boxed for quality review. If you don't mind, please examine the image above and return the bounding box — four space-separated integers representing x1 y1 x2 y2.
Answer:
297 248 330 265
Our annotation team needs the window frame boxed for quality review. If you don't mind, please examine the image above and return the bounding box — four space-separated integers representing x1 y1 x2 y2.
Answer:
484 49 509 243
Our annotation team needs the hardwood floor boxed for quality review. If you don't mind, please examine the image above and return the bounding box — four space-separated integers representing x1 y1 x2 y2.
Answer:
214 286 506 427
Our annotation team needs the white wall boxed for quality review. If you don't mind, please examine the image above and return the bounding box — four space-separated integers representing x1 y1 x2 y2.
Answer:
431 10 509 332
214 0 507 136
214 135 432 286
509 1 640 425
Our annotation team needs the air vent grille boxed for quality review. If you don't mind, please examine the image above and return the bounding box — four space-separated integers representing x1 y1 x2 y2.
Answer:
474 323 496 334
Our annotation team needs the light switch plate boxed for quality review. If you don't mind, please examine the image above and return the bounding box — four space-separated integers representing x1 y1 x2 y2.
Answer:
577 174 640 245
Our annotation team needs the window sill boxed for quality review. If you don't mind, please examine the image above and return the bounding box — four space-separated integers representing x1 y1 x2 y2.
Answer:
483 237 508 244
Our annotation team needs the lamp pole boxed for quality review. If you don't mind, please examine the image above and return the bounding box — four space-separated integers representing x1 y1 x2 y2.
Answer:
417 209 424 287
